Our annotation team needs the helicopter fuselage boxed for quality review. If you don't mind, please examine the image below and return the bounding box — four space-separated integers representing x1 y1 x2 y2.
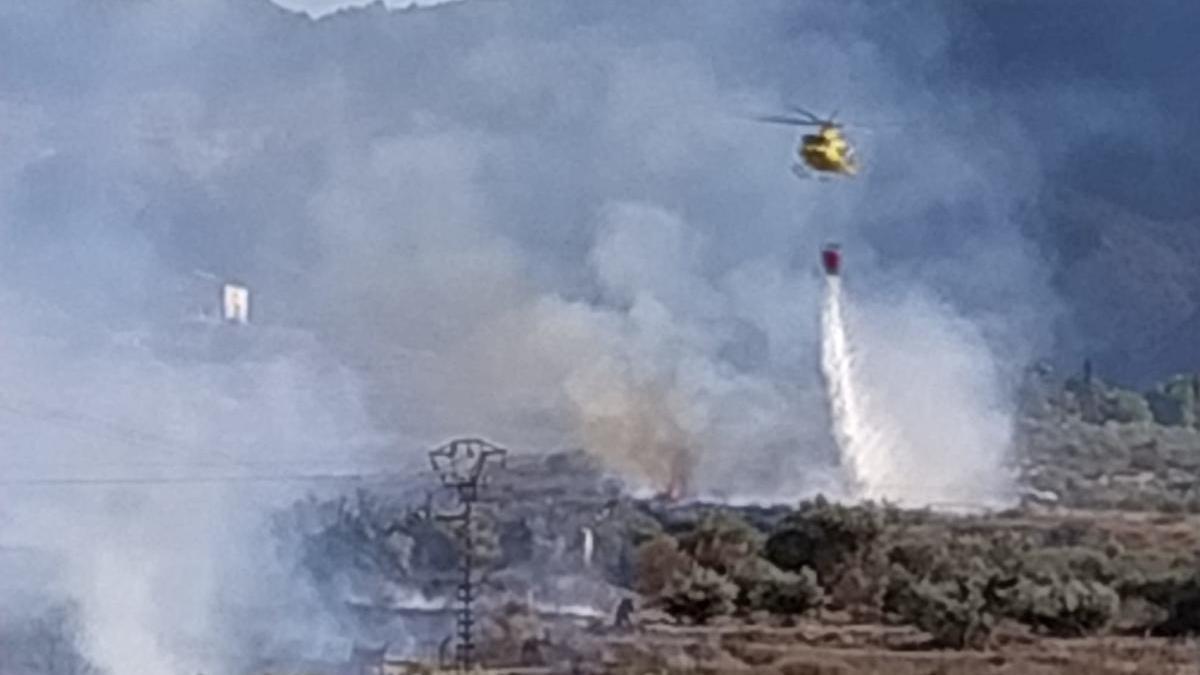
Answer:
798 126 856 175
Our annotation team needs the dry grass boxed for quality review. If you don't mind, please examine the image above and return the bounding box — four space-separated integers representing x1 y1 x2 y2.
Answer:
578 622 1200 675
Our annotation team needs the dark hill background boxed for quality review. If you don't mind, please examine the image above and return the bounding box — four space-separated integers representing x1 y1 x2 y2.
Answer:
944 1 1200 385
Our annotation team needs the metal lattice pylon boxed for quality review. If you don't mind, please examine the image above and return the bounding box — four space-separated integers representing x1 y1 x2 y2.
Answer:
429 438 507 673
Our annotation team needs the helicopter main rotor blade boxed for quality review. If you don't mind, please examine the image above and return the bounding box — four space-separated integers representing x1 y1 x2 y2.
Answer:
750 114 824 127
785 105 827 124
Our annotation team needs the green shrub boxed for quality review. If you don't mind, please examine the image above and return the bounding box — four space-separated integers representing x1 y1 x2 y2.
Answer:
1043 521 1123 556
887 530 1034 585
1148 392 1190 427
1110 389 1153 424
1157 574 1200 636
1009 576 1119 637
1146 375 1197 427
885 569 996 649
887 539 949 579
883 529 1121 642
733 557 823 616
1123 571 1200 636
1064 376 1106 423
1023 546 1117 584
658 566 739 625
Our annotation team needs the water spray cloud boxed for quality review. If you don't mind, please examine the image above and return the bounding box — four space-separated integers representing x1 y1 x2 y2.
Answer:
821 275 1017 507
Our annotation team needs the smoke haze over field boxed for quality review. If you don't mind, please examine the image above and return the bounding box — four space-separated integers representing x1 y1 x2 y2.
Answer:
1 0 1195 671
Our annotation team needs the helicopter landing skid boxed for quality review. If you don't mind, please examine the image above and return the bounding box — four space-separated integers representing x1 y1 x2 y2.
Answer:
790 164 833 182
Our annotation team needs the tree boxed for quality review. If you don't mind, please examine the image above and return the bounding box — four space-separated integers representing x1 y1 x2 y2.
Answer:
677 511 763 576
734 558 823 616
764 496 883 589
633 534 692 598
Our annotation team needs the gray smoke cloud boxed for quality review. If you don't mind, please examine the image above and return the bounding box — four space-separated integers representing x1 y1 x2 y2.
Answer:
0 0 1073 671
0 288 383 673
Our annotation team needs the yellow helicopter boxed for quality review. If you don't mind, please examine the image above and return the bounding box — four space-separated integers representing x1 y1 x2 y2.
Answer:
753 106 859 179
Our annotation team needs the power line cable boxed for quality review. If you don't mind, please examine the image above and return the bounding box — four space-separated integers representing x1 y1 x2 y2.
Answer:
0 392 405 471
0 469 407 488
